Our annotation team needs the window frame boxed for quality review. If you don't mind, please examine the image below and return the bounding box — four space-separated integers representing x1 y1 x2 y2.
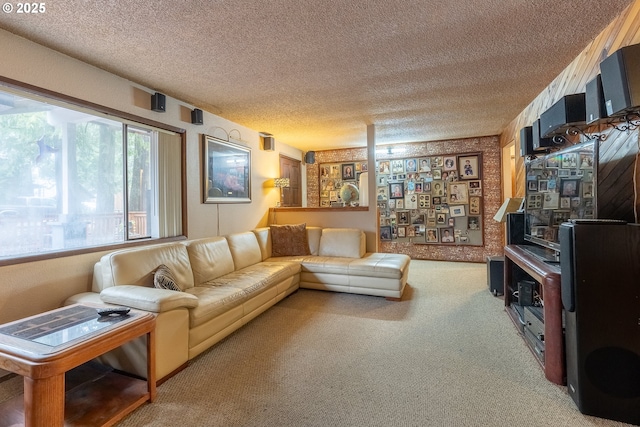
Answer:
0 76 188 267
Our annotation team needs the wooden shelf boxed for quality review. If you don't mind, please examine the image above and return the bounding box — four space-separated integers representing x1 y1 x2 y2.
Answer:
0 363 149 427
504 244 565 385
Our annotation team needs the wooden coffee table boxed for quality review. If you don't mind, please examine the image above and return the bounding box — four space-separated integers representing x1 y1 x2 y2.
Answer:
0 304 156 427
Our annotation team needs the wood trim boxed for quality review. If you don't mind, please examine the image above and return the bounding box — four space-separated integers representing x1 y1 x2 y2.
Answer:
0 75 186 134
270 207 369 212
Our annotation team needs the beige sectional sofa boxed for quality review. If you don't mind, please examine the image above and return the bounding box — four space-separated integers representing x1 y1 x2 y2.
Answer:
66 226 410 383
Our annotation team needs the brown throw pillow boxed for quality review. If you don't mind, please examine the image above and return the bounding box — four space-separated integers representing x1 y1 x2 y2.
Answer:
154 264 182 291
271 223 311 257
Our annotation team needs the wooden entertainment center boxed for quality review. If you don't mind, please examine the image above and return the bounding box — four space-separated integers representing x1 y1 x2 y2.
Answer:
503 244 565 385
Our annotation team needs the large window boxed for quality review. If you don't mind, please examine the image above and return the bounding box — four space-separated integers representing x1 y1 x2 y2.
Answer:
0 87 183 261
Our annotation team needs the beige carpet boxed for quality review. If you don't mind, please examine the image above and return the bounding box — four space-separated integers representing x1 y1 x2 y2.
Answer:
0 260 633 426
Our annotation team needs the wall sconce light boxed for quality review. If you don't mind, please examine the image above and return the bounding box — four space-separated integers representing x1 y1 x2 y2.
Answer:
191 108 204 125
151 92 166 112
274 177 290 189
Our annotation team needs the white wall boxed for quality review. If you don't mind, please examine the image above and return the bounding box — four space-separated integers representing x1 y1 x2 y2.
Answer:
0 29 303 322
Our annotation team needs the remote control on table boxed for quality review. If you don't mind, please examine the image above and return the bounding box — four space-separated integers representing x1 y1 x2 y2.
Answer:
97 307 131 317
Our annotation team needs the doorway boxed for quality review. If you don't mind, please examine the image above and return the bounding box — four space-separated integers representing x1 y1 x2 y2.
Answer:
279 155 302 207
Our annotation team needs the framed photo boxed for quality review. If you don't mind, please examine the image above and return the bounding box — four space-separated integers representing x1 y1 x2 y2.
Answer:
441 227 455 243
397 210 410 225
426 228 439 243
583 182 594 198
380 226 392 241
419 157 431 172
468 216 480 230
378 160 391 174
389 182 404 199
342 163 355 180
561 153 578 169
419 194 431 208
432 169 442 180
458 154 481 180
469 196 481 214
579 153 593 169
396 199 404 209
391 159 404 174
443 156 457 171
203 135 251 203
377 186 388 201
450 205 466 217
560 178 580 197
405 158 417 173
447 182 469 204
397 226 406 238
542 192 559 209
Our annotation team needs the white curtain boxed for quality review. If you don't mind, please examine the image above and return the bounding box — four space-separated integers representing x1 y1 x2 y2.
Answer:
157 132 183 237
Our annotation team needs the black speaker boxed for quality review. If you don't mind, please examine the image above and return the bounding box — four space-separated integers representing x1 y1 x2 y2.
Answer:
586 74 609 124
532 119 554 151
263 136 275 151
191 108 203 125
486 256 504 296
304 151 315 164
600 43 640 117
539 93 586 138
506 212 525 245
151 92 166 112
519 126 533 157
560 221 640 425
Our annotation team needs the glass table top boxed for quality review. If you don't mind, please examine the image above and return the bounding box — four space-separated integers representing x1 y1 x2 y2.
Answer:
0 305 133 347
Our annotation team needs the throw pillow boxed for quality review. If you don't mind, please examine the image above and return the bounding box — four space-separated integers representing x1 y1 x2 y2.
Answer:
153 264 182 291
271 223 311 257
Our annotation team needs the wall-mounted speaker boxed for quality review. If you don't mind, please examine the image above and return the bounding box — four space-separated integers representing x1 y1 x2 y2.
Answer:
539 93 586 138
191 108 203 125
532 119 554 151
304 151 316 164
519 126 533 157
600 43 640 117
586 74 609 124
151 92 166 112
263 136 275 151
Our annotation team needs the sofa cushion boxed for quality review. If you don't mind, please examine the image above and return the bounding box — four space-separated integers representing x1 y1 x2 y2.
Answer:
252 227 272 260
318 228 365 258
226 232 263 270
185 237 235 285
101 285 199 313
154 264 183 291
270 223 311 257
98 242 195 290
185 285 247 328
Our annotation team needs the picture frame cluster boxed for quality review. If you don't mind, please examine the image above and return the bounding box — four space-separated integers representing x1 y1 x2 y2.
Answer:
319 161 368 207
377 153 483 245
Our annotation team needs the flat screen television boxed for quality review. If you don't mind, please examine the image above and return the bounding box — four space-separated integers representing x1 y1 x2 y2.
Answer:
524 141 596 253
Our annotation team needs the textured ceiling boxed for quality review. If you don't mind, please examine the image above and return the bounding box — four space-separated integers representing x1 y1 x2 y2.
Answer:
0 1 633 151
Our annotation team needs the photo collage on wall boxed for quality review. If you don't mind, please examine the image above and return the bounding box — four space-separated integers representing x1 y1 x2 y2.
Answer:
377 153 483 245
319 161 368 207
525 142 595 243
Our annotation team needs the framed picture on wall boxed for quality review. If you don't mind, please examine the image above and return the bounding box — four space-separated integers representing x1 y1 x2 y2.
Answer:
203 135 251 204
389 182 404 199
443 156 457 171
458 154 481 180
426 228 438 243
342 163 355 180
380 226 392 241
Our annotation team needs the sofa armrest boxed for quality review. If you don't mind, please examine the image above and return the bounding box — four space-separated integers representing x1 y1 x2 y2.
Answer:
100 285 199 313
